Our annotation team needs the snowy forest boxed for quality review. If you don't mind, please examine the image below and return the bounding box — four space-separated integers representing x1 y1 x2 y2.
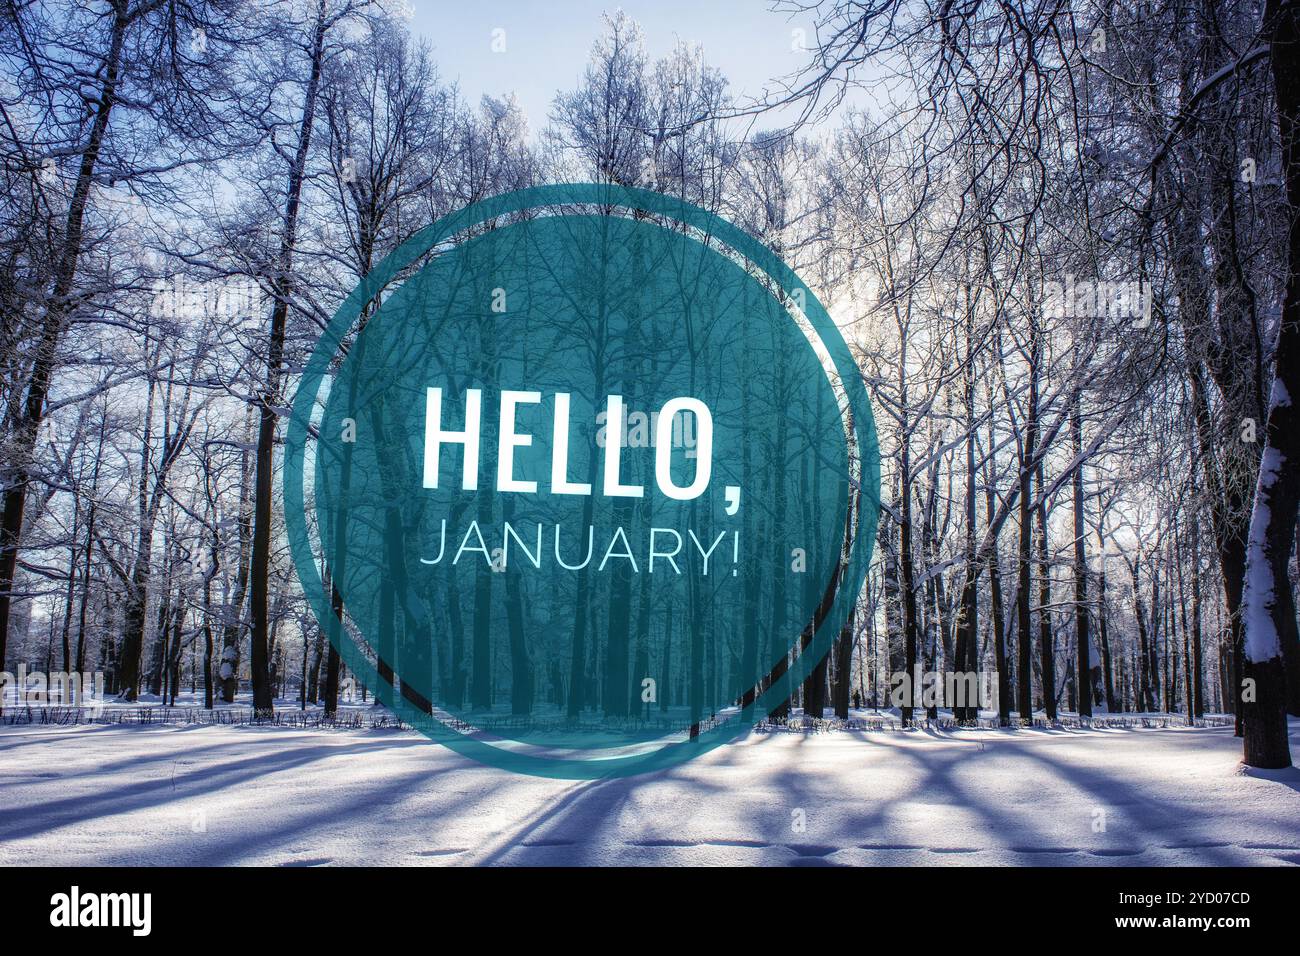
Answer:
1 0 1298 784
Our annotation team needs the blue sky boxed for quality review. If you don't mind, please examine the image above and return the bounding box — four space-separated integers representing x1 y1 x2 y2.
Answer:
407 1 823 136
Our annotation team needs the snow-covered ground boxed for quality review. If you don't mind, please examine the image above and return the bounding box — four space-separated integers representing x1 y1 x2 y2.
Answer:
0 719 1296 866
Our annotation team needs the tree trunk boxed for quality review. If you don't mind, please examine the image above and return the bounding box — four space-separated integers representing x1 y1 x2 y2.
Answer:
832 615 853 719
250 3 329 718
1096 522 1116 711
1190 520 1205 718
220 413 254 703
983 386 1010 725
0 8 127 686
1071 399 1091 717
1036 460 1056 721
899 462 920 726
1015 340 1039 723
1240 0 1300 769
954 306 979 722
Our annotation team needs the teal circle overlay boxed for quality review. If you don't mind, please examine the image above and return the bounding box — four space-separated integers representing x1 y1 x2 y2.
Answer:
284 184 879 778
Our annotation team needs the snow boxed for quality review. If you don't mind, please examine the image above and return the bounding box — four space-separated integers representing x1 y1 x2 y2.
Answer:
1272 376 1292 409
0 718 1296 866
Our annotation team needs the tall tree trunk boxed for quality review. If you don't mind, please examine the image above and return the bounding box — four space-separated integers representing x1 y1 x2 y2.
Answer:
1095 520 1116 711
1133 559 1154 712
149 582 171 698
501 502 534 716
566 463 600 718
983 384 1010 725
899 456 920 726
74 507 95 679
323 644 340 715
954 304 979 722
1239 0 1300 769
250 3 329 718
59 539 77 676
765 410 792 722
1071 397 1091 717
1190 521 1205 718
1015 337 1040 722
119 511 158 702
832 615 854 719
1036 460 1056 721
201 577 215 710
0 8 127 686
166 601 184 706
219 411 254 703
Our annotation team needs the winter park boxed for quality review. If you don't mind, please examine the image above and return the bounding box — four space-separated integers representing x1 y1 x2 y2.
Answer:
2 0 1300 913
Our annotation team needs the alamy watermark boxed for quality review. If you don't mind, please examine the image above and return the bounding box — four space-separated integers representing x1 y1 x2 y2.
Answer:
595 404 703 458
886 667 999 712
0 665 106 714
149 275 266 322
1043 275 1152 326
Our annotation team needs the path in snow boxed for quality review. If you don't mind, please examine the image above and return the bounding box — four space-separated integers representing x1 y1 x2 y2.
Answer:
0 721 1296 865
